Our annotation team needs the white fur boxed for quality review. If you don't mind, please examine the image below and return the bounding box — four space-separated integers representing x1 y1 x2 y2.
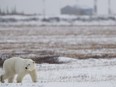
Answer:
0 57 37 83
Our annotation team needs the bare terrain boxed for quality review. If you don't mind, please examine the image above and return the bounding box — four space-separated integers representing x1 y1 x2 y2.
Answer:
0 26 116 60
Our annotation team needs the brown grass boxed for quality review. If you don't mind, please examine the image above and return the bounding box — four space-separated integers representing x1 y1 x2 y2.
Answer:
0 26 116 66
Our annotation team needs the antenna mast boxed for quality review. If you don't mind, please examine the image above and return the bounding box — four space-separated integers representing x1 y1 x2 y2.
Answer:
94 0 97 15
43 0 46 18
108 0 111 15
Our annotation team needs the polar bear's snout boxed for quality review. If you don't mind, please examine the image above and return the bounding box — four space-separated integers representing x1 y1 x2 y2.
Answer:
25 64 30 70
25 61 36 71
25 67 28 69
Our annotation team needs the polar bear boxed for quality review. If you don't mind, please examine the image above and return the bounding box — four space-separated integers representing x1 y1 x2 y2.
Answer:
0 57 37 83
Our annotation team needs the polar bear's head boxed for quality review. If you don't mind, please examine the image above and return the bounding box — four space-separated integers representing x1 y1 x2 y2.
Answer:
25 59 36 71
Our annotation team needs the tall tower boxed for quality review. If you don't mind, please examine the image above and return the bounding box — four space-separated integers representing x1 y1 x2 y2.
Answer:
108 0 111 15
94 0 97 15
42 0 46 18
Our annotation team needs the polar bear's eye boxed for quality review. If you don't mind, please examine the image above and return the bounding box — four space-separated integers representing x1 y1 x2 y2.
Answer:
28 64 30 66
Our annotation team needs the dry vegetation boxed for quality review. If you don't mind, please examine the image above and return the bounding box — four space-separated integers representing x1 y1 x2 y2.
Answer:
0 25 116 65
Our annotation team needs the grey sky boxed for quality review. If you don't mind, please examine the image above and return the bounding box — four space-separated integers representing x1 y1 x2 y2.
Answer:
0 0 116 16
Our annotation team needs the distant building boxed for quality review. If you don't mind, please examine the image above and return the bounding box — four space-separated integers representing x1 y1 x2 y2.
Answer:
61 5 94 16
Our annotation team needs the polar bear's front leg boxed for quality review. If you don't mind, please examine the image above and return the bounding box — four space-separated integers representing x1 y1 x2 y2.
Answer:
29 69 37 82
16 74 25 83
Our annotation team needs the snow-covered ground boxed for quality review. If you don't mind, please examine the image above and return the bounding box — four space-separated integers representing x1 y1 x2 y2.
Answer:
1 57 116 87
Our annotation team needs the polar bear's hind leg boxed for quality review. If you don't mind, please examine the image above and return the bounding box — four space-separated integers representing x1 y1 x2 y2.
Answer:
1 73 10 83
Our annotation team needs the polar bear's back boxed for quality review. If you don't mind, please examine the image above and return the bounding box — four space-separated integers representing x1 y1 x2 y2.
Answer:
3 57 26 74
3 57 16 74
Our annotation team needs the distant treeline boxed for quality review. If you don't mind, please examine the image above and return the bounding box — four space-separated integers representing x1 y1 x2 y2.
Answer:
0 7 37 16
0 7 25 15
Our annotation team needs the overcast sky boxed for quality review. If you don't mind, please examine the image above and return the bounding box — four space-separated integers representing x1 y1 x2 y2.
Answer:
0 0 116 16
